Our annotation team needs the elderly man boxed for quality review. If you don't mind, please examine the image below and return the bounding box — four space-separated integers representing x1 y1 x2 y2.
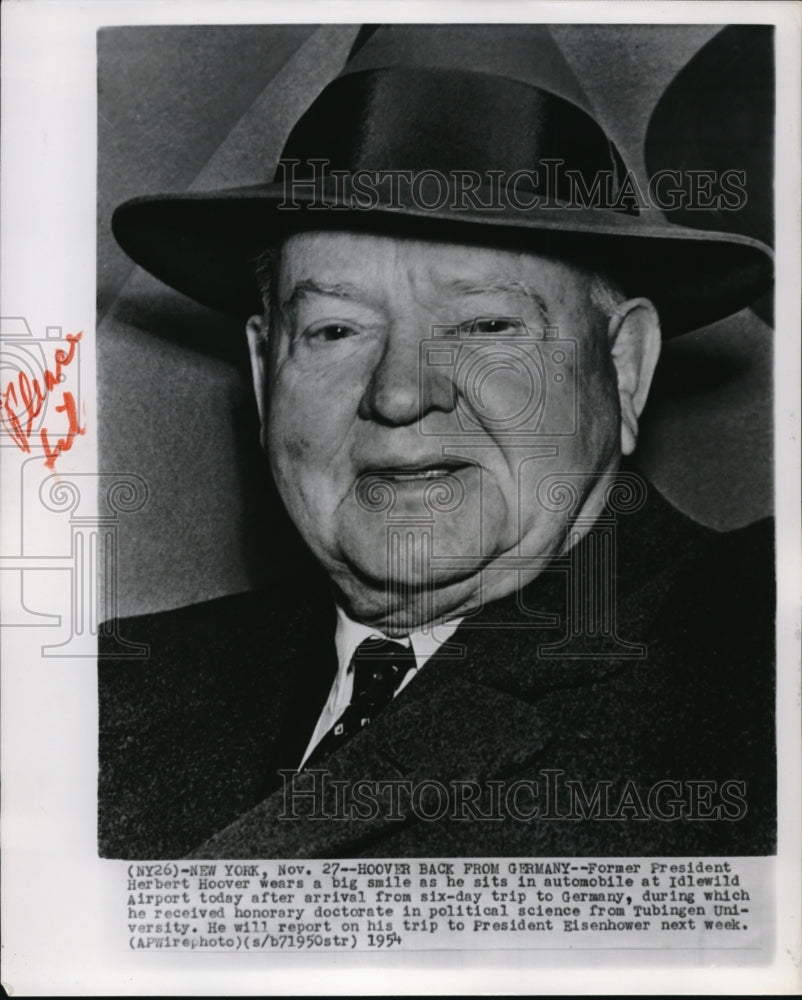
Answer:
99 25 775 859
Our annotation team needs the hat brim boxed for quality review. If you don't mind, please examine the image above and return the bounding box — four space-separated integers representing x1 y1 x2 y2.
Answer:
112 181 774 337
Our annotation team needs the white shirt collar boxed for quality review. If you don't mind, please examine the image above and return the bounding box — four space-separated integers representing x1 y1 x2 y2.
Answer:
334 604 463 674
298 606 464 768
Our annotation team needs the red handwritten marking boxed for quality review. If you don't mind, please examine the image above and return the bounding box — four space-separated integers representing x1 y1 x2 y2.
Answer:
0 331 86 468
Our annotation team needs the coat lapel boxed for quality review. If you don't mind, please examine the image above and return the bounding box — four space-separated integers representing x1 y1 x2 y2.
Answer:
188 481 715 858
189 652 555 858
188 561 615 858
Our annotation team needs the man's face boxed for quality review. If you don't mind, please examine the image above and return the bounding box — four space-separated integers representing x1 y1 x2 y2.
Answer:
252 230 648 630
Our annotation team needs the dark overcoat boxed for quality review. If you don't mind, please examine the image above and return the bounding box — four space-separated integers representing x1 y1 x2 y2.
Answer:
98 481 775 859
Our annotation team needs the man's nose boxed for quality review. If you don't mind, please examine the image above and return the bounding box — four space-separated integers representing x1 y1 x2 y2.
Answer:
358 324 455 426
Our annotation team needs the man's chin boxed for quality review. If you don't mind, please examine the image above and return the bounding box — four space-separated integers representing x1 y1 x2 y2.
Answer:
345 554 482 591
331 551 485 629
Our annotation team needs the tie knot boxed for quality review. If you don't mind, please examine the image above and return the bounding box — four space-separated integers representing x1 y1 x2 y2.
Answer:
302 637 417 768
351 637 416 700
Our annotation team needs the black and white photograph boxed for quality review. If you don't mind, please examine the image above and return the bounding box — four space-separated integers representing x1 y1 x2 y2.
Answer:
98 21 776 860
1 2 800 994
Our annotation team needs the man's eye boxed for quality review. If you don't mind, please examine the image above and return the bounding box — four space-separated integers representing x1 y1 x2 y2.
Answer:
306 323 358 342
465 317 527 336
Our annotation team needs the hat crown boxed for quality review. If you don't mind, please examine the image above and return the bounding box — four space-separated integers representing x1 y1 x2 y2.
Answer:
342 23 596 119
110 25 774 335
278 23 627 202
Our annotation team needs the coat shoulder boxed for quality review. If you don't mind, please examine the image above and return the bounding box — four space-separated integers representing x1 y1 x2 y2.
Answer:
97 586 334 859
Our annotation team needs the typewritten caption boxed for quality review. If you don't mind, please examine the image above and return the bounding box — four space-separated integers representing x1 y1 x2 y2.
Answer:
123 857 765 953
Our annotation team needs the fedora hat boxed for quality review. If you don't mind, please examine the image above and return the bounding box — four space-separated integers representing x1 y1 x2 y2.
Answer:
112 24 773 337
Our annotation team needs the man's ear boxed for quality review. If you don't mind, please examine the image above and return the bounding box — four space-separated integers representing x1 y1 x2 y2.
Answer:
607 298 661 456
245 314 269 448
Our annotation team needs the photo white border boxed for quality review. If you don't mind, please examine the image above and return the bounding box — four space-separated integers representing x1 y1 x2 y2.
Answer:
1 1 799 994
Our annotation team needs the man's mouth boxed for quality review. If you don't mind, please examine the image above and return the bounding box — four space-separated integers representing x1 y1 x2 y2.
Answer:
362 459 473 482
386 468 460 481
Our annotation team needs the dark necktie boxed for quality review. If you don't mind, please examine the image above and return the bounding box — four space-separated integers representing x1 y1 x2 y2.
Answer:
304 637 416 767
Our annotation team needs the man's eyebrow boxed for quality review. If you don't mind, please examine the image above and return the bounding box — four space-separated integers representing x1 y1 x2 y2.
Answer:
442 278 550 320
280 275 551 319
280 278 368 311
